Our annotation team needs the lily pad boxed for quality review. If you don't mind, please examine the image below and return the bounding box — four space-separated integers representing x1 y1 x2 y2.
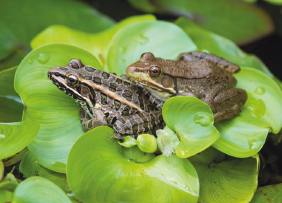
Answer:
175 17 274 79
250 183 282 202
0 0 114 72
0 160 3 181
162 97 220 158
31 15 156 67
0 172 18 192
106 20 197 76
12 176 71 203
0 121 39 160
152 0 273 45
213 68 282 157
2 147 28 167
14 43 102 173
67 126 199 203
0 67 23 122
189 147 258 203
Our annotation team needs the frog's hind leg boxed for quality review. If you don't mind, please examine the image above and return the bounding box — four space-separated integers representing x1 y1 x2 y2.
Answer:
177 52 240 74
212 88 247 122
79 108 108 132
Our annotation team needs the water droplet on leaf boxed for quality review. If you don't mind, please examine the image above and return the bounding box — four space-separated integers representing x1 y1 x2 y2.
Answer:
254 87 265 95
0 134 5 139
28 59 33 64
248 139 263 150
194 112 211 127
246 93 266 118
138 34 149 45
37 53 50 64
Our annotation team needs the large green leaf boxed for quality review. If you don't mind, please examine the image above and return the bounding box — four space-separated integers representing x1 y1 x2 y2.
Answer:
152 0 273 44
0 190 12 203
162 97 220 158
0 121 39 160
19 151 80 203
14 43 102 173
189 147 258 203
0 160 3 181
0 0 114 71
175 17 273 78
213 68 282 157
106 20 197 76
0 67 23 122
31 15 156 67
12 177 71 203
250 183 282 202
67 126 199 203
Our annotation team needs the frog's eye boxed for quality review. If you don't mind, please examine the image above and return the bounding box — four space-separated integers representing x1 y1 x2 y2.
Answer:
149 65 161 77
66 74 79 86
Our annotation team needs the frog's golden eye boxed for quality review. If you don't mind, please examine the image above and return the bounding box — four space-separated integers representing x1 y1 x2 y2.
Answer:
66 74 79 86
149 65 161 77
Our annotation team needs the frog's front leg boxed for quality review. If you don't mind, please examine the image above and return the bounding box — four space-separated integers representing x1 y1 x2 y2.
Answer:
177 51 240 74
79 108 108 132
113 111 164 138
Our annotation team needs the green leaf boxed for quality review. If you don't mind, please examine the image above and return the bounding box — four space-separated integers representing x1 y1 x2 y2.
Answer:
14 43 102 173
189 147 258 203
0 0 114 71
162 97 220 158
213 68 282 157
175 17 273 78
0 190 12 203
19 151 80 203
12 177 71 203
0 173 18 192
67 126 199 203
156 126 180 156
31 15 156 67
250 183 282 202
106 20 197 76
153 0 273 44
0 67 23 122
127 0 158 12
0 121 39 160
118 136 137 147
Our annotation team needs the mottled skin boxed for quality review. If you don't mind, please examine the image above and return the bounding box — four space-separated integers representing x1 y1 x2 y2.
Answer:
126 52 247 122
48 59 164 138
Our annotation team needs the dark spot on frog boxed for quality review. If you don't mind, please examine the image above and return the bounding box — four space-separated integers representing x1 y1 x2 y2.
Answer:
102 72 110 79
104 112 109 118
93 77 101 85
109 83 117 92
84 76 92 80
111 117 117 124
122 90 132 101
124 81 130 86
122 106 131 116
59 67 68 71
116 78 122 84
100 93 107 104
85 66 96 72
88 121 92 128
114 100 121 110
70 61 79 69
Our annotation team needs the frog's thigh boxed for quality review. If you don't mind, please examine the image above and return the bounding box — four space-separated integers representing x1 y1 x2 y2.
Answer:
79 108 108 132
213 88 247 122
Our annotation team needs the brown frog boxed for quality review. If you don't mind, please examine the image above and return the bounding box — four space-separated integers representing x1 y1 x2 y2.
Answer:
126 52 247 122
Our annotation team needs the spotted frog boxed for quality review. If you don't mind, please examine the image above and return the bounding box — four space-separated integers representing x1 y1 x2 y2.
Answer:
126 52 247 122
48 59 165 138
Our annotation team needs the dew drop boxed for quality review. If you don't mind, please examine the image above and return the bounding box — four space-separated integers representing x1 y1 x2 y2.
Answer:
28 59 33 64
0 134 5 139
67 193 74 197
246 93 266 118
138 34 149 45
194 112 211 127
248 139 263 150
254 87 265 95
37 53 50 64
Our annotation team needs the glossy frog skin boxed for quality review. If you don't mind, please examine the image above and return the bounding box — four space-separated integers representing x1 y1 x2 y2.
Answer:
48 59 165 138
126 52 247 122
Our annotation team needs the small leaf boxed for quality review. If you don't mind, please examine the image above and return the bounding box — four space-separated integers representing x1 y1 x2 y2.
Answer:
118 136 137 147
67 126 199 203
0 121 39 160
156 126 180 156
14 43 102 173
213 68 282 157
162 97 220 158
107 20 197 76
137 134 158 153
12 177 71 203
